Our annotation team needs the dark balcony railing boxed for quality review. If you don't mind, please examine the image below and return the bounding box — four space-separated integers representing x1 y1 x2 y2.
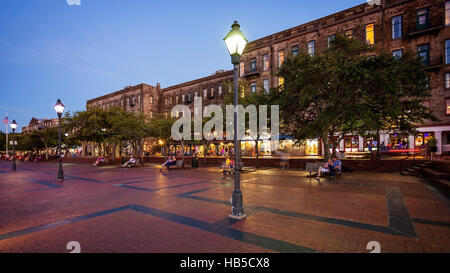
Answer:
407 16 443 38
244 66 260 77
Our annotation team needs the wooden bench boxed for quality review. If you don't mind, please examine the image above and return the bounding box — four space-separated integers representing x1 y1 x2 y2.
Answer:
305 162 322 177
127 158 141 168
168 160 183 169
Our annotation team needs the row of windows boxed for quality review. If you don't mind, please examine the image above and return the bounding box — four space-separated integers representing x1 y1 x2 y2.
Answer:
394 40 450 66
240 25 374 76
240 2 450 77
164 86 225 106
98 94 142 109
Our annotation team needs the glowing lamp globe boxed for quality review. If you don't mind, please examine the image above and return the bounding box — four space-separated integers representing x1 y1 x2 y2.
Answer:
54 99 65 116
10 120 18 131
224 21 248 63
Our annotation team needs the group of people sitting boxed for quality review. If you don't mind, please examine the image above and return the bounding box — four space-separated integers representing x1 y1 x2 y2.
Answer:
222 156 235 174
93 155 105 166
315 156 342 180
160 156 177 171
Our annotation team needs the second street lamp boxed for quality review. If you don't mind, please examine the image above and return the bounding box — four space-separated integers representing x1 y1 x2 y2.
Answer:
10 120 18 171
54 99 65 181
224 21 248 220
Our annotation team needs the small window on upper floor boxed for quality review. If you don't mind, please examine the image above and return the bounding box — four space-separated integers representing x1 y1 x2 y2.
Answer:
308 40 315 56
250 81 257 93
327 34 335 48
251 58 257 72
417 44 430 66
278 50 284 68
366 24 374 45
263 54 270 71
291 46 299 57
445 73 450 89
346 30 353 39
263 79 269 94
239 62 244 77
392 15 402 39
446 1 450 26
417 8 429 30
392 49 403 59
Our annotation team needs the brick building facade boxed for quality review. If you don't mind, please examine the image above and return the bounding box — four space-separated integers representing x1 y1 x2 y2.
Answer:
22 118 59 134
86 0 450 156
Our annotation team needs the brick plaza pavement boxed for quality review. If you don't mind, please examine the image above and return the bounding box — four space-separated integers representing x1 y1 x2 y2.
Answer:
0 161 449 253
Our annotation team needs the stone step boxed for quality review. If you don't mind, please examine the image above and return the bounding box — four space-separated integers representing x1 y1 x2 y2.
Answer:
423 168 450 181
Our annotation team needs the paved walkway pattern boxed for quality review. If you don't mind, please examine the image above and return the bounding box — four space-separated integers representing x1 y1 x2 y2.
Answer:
0 161 449 253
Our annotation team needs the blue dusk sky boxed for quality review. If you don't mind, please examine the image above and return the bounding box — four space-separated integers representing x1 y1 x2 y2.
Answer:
0 0 364 132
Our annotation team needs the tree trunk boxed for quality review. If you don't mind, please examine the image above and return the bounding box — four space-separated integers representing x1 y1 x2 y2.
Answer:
181 139 185 168
255 138 259 169
203 141 207 166
322 130 331 161
376 129 381 160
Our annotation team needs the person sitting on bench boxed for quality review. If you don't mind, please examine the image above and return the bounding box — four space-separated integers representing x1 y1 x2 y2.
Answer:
93 155 105 166
315 157 341 180
122 156 136 168
161 156 176 171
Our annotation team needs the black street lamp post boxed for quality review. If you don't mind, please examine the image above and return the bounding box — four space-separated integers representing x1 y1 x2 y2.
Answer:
224 21 248 220
54 99 65 181
10 120 18 171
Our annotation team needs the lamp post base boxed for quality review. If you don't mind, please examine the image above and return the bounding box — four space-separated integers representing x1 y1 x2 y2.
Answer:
230 189 246 220
229 213 247 220
57 168 64 181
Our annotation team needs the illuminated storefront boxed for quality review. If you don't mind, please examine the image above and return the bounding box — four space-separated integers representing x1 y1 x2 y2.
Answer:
305 139 319 156
414 132 434 147
344 136 359 152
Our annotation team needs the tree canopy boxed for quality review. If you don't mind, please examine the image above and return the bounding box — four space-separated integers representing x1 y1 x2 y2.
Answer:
271 33 436 160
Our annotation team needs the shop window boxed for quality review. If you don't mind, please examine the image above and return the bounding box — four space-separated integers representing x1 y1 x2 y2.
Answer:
415 132 434 147
344 136 359 153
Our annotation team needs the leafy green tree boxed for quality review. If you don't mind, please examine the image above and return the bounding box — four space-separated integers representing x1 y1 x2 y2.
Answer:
274 34 436 160
0 132 5 152
355 52 437 157
273 34 369 160
107 107 149 160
